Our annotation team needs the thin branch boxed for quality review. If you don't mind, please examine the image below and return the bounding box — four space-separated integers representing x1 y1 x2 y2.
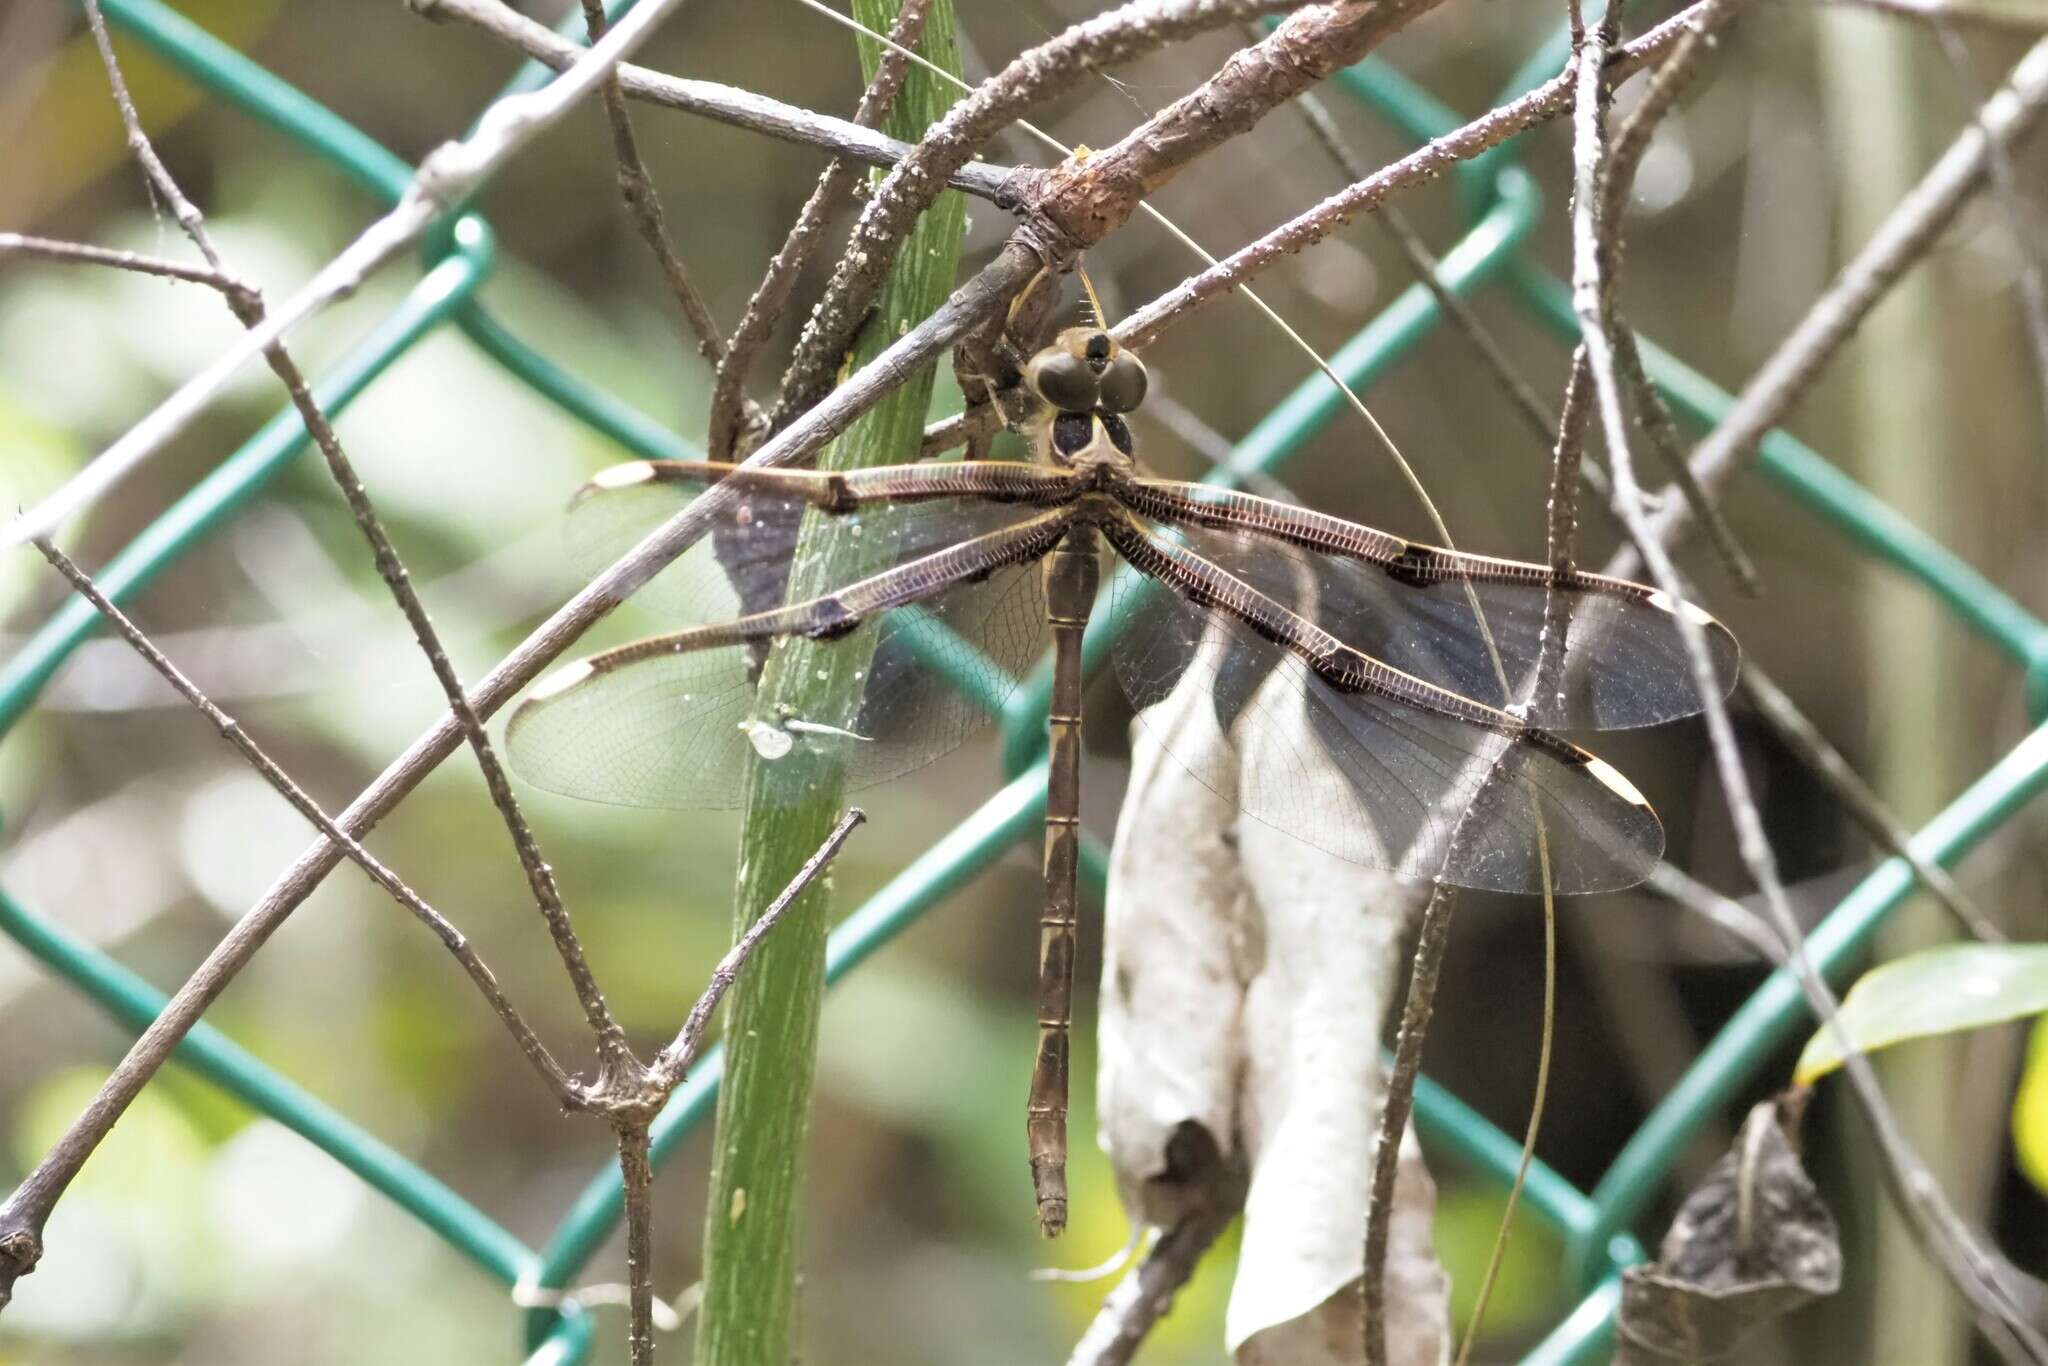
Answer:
31 539 580 1106
1361 885 1457 1366
1608 35 2048 581
0 232 251 293
413 0 1025 202
578 0 731 371
614 1122 660 1366
5 0 710 1304
614 808 860 1366
916 0 1721 463
771 0 1332 429
1931 22 2048 457
1739 662 2003 942
1066 1207 1242 1366
1595 0 1763 594
1364 15 1627 1353
5 0 705 551
1615 325 1760 591
87 0 627 1066
1645 862 1791 962
289 336 629 1060
1570 3 2048 1353
652 807 867 1087
1115 0 1717 351
1537 347 1594 698
2 0 1449 1315
80 0 218 265
0 240 1044 1314
1279 62 1565 461
706 0 933 459
1453 829 1557 1365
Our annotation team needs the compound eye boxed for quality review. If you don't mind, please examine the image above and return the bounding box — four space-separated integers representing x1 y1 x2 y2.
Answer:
1028 348 1100 413
1097 352 1149 414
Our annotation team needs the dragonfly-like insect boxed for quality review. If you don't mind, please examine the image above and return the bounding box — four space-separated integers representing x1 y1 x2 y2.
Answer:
506 319 1739 1237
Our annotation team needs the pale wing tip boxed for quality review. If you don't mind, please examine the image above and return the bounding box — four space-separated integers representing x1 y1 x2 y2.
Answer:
1583 753 1651 810
590 461 661 491
525 657 597 703
1643 587 1743 692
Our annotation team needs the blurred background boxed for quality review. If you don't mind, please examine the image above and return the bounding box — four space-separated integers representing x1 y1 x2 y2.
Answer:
3 0 2048 1361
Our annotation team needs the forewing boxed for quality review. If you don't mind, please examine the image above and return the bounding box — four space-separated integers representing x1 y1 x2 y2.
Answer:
511 496 1053 809
1107 553 1663 894
564 460 1068 623
1122 483 1737 729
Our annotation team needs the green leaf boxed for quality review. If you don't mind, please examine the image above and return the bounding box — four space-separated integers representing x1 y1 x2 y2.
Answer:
1794 943 2048 1086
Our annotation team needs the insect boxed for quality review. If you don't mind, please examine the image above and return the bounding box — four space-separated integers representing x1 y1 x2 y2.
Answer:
506 312 1739 1238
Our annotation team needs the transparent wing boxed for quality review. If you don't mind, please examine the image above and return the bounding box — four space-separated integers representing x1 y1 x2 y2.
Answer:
1106 527 1665 895
565 459 1073 622
1119 480 1738 728
510 497 1059 809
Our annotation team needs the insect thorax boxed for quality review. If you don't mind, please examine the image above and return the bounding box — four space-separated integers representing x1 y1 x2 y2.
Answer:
1045 408 1136 468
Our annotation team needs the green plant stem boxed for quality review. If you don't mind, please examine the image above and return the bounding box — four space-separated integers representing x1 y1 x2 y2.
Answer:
691 4 965 1362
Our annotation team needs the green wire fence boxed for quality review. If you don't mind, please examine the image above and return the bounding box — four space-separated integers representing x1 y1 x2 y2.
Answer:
4 2 2046 1362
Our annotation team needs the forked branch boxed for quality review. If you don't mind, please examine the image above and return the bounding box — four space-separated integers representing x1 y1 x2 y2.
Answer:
578 0 732 371
6 0 1458 1326
771 0 1345 427
1567 4 2048 1357
706 0 935 458
1608 34 2048 580
32 540 580 1106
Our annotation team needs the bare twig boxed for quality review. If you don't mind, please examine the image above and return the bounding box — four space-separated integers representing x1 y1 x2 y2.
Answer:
619 807 859 1365
1645 862 1790 962
1608 35 2048 582
1362 277 1597 1366
1530 344 1593 748
1279 62 1564 461
5 0 1461 1324
1066 1206 1242 1366
79 0 217 263
93 0 627 1068
2 0 676 1305
771 0 1335 428
5 0 705 551
1453 830 1557 1365
0 238 1042 1314
1361 885 1457 1366
1363 12 1632 1354
706 0 933 459
1931 22 2048 453
916 0 1721 462
293 341 630 1060
31 539 579 1106
412 0 1023 202
1571 4 2048 1354
1115 1 1718 351
652 807 866 1087
614 1121 661 1365
0 232 251 293
1740 662 2002 942
1594 0 1763 594
578 0 731 370
1615 326 1761 591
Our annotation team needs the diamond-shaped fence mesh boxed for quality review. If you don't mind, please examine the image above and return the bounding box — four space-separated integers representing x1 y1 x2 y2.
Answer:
4 2 2047 1362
